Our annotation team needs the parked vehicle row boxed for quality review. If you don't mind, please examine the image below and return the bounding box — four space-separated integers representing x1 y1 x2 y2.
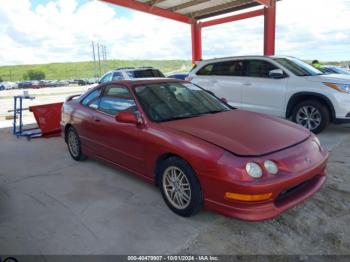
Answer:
319 65 350 75
0 78 99 91
61 78 329 221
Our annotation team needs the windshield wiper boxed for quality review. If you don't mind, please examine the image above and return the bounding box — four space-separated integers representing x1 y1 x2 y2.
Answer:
160 113 203 122
205 109 229 114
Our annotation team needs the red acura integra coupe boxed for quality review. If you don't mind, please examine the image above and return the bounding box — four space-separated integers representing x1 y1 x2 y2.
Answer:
61 79 329 221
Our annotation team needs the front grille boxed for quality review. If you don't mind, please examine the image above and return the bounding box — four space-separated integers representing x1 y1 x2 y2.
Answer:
275 176 317 206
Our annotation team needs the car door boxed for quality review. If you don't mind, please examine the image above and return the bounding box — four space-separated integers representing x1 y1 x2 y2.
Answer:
241 59 288 117
75 88 103 153
192 60 245 108
88 84 146 174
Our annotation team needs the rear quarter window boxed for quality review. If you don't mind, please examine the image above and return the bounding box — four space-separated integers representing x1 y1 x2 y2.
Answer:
81 89 101 106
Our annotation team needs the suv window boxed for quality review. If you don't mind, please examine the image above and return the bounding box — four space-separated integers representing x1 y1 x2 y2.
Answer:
245 60 278 78
133 69 165 78
100 73 112 83
99 85 136 115
81 89 101 106
197 61 244 76
112 72 123 80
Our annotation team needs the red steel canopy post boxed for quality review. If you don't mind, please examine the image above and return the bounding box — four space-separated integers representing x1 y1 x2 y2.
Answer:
191 22 202 63
263 0 276 55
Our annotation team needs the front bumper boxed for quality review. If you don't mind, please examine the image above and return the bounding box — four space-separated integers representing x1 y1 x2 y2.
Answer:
332 92 350 120
203 162 327 221
199 137 329 221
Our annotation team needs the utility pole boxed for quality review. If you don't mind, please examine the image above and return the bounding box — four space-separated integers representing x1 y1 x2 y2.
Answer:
103 45 107 72
97 43 102 77
92 41 97 78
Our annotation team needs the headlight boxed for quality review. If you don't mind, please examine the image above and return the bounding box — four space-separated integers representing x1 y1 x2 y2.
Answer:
263 160 279 175
245 162 262 178
324 82 350 94
313 135 322 151
313 136 321 147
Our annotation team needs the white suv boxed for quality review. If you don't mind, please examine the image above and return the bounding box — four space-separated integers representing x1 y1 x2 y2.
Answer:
188 56 350 133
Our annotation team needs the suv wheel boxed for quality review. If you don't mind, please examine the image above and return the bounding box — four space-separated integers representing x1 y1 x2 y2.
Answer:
292 100 330 134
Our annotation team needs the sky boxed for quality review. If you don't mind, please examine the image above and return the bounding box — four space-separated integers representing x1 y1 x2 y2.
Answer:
0 0 349 66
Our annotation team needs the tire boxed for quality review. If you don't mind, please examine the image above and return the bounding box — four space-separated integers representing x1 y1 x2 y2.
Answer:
66 126 86 161
291 100 330 134
158 157 203 217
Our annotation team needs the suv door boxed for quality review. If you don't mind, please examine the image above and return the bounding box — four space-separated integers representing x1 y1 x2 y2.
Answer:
241 59 288 116
192 60 245 108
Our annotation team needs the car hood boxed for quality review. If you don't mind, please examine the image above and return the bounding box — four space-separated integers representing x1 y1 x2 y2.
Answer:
160 110 310 157
305 74 350 84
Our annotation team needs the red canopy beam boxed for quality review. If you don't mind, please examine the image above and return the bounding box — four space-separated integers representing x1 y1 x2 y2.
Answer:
201 8 264 28
99 0 194 24
264 0 276 55
254 0 272 7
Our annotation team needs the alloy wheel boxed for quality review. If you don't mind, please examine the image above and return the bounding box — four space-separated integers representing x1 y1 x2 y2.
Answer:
296 106 322 131
68 131 79 158
162 166 191 210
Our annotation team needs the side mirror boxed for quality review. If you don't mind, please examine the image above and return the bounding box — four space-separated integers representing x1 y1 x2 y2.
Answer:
115 111 138 124
269 69 285 79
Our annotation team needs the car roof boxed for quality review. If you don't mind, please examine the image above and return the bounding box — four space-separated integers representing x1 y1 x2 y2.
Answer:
196 55 293 64
101 78 185 87
111 67 160 72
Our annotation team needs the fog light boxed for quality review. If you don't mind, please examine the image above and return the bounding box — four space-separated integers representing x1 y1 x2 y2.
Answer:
246 162 262 178
225 192 273 202
264 160 278 175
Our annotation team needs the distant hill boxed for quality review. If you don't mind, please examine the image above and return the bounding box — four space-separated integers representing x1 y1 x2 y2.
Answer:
0 60 192 81
0 59 348 82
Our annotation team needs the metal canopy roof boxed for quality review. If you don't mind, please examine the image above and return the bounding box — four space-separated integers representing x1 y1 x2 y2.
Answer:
101 1 273 23
134 0 264 20
137 0 269 20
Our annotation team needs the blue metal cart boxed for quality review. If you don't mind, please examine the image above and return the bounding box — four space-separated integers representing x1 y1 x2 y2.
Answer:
12 95 42 139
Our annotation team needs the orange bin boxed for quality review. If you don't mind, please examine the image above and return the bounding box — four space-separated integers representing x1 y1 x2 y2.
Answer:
29 102 63 137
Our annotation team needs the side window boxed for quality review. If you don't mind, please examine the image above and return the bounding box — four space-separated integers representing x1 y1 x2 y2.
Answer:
246 60 278 78
196 61 243 76
99 85 136 116
112 72 123 80
211 61 243 76
100 73 112 83
197 64 213 75
81 89 101 106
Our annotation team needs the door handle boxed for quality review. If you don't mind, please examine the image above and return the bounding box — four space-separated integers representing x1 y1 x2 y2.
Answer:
93 116 101 122
242 82 252 86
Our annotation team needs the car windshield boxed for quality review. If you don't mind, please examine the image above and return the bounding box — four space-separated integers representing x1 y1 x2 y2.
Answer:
134 82 230 122
274 57 323 76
